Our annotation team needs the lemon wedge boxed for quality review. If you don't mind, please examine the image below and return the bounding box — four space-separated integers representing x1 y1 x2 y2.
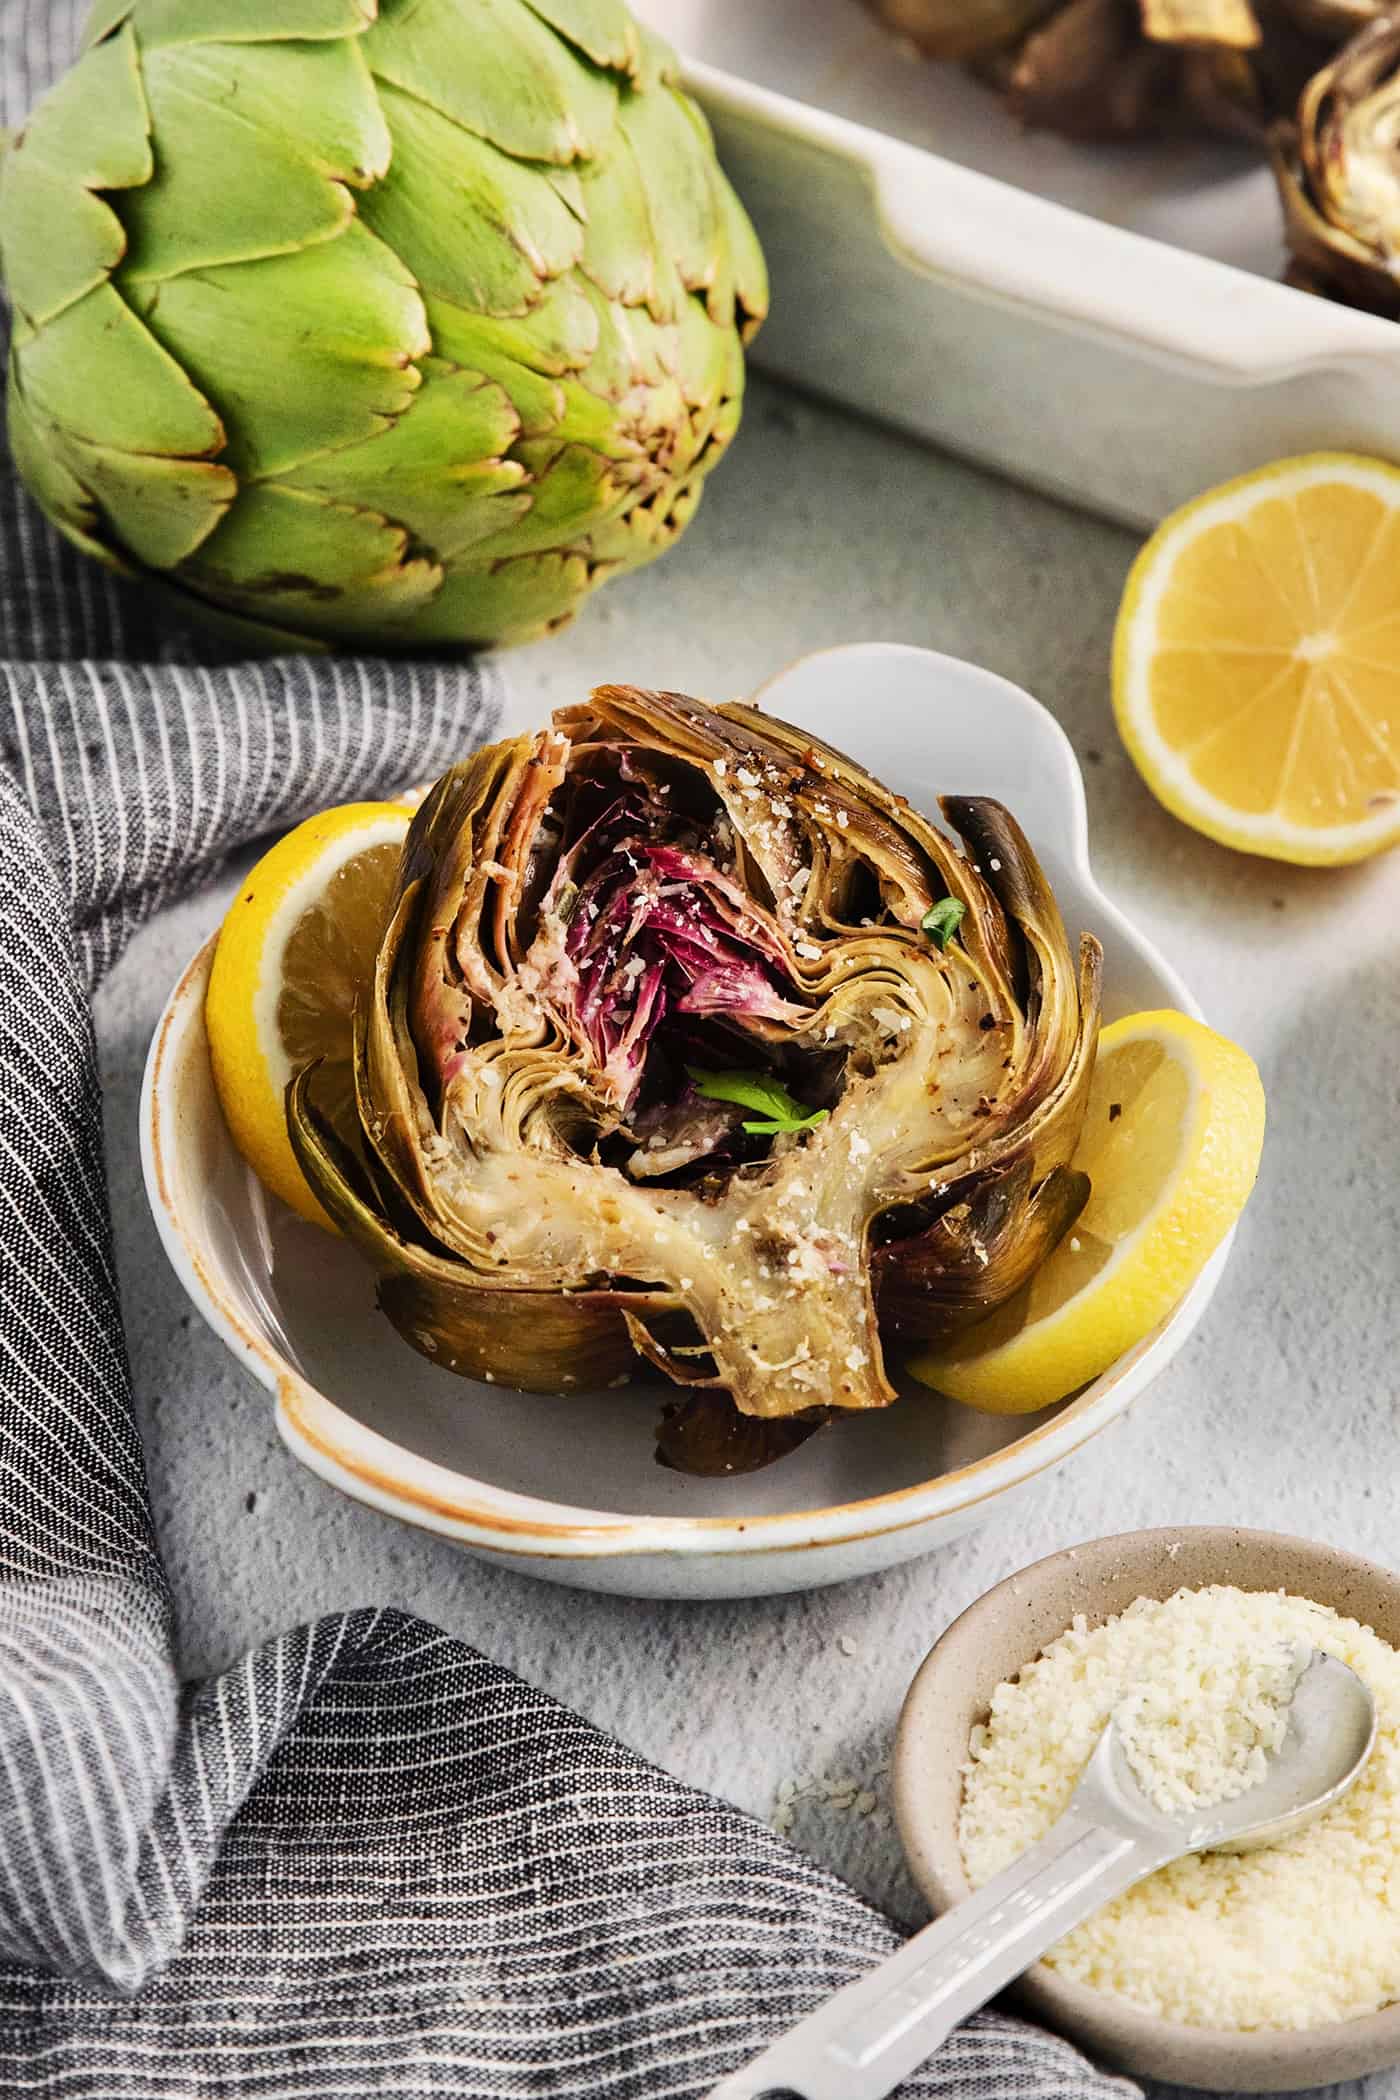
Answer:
206 800 413 1229
1114 453 1400 865
908 1011 1265 1414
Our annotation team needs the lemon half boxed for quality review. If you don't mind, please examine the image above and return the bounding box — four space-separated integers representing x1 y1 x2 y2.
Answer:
909 1011 1265 1414
205 800 412 1229
1114 453 1400 865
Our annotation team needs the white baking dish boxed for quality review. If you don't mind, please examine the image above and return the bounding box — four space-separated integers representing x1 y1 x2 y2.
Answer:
637 0 1400 528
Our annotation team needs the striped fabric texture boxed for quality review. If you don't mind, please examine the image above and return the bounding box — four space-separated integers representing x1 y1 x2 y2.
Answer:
0 4 1139 2094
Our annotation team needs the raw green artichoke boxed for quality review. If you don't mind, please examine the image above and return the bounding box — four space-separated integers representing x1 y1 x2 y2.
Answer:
288 686 1101 1475
0 1 766 650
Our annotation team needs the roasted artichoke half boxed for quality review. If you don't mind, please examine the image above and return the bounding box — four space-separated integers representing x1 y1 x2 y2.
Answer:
868 0 1382 142
1274 16 1400 312
289 688 1101 1475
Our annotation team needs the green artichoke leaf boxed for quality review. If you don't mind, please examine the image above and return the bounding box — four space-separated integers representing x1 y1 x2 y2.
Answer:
670 92 769 333
81 1 135 49
57 437 235 569
14 281 224 458
429 293 645 462
359 83 583 319
519 0 641 76
577 125 678 324
118 40 391 283
457 438 643 560
702 138 770 338
632 17 681 93
619 85 737 328
550 361 661 460
120 0 377 46
425 299 570 442
280 363 532 564
582 478 699 570
0 162 126 329
4 380 128 572
363 0 619 167
127 220 427 479
0 24 150 328
670 299 745 466
140 575 333 654
398 549 598 646
572 274 674 401
180 483 442 637
427 278 599 380
22 20 151 186
546 166 587 222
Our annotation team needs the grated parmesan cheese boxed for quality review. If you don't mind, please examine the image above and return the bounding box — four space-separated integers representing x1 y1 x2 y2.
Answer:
958 1584 1400 2030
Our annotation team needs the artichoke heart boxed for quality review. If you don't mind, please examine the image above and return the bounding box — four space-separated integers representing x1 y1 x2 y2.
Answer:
289 687 1102 1473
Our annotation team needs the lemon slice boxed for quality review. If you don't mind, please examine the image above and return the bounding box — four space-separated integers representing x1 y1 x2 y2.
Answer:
1114 453 1400 865
205 800 413 1229
908 1011 1265 1414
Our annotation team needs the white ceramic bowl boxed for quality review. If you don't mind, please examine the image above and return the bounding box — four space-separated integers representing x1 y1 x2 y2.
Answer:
140 642 1232 1599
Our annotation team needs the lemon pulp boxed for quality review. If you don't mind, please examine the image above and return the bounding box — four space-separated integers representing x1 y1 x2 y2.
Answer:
206 803 411 1229
1114 454 1400 864
909 1011 1265 1414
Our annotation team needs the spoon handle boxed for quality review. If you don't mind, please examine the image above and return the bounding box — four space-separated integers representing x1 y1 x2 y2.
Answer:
705 1811 1160 2100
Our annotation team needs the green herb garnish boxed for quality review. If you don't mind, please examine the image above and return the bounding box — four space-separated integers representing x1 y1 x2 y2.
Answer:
921 897 966 950
686 1066 829 1138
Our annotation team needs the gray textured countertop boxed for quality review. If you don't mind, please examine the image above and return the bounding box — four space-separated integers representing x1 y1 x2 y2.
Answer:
98 378 1400 2100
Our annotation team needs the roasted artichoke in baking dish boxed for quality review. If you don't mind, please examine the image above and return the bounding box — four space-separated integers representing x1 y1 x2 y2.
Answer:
867 0 1383 142
1273 17 1400 313
289 688 1101 1474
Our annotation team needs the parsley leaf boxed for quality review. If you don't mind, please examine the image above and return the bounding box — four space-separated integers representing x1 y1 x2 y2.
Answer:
921 897 966 950
686 1066 829 1138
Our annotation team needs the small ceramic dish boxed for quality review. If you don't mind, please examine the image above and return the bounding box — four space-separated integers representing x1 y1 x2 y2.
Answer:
140 642 1231 1600
893 1525 1400 2091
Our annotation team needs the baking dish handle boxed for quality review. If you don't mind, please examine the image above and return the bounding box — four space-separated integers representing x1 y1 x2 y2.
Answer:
871 146 1400 385
690 59 1400 387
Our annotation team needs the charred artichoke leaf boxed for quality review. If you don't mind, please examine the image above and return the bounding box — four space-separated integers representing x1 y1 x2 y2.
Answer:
655 1392 830 1476
936 796 1102 1185
1274 18 1400 315
874 1158 1090 1344
1140 0 1260 48
1276 0 1385 34
872 0 1364 141
1006 0 1182 138
304 687 1099 1434
863 0 1062 60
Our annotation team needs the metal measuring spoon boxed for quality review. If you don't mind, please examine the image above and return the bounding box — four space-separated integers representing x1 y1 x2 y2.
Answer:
709 1651 1376 2100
